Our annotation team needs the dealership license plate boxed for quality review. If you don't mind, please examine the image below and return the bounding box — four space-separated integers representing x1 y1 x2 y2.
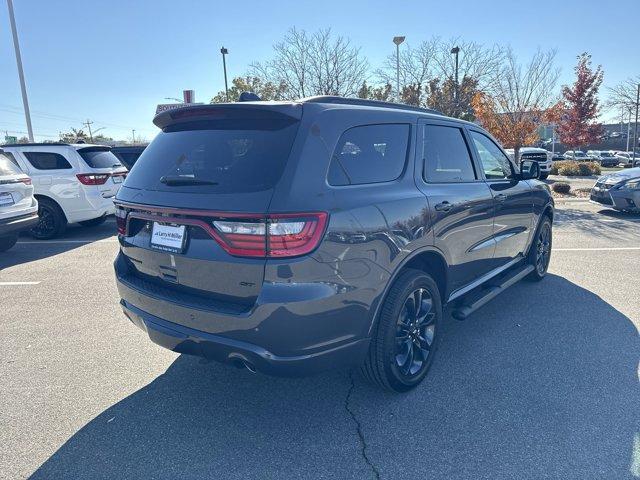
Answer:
0 192 14 207
150 222 186 253
112 175 123 184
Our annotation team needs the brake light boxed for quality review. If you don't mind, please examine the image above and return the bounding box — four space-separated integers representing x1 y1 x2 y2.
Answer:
268 213 328 257
115 207 127 235
76 173 110 185
212 212 327 258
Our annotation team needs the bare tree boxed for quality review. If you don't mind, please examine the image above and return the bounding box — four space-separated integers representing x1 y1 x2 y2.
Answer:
251 28 368 99
606 76 640 119
433 38 505 92
376 37 504 112
376 37 439 102
472 48 560 161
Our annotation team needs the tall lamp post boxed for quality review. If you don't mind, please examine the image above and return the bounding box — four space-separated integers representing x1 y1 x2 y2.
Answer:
393 36 405 103
220 46 229 102
633 83 640 166
6 0 33 141
450 46 460 117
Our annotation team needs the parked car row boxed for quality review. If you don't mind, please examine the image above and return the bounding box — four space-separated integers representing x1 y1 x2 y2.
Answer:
0 143 141 249
503 146 639 176
557 149 639 167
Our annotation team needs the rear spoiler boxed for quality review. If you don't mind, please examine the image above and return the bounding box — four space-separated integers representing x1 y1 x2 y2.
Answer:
152 102 303 130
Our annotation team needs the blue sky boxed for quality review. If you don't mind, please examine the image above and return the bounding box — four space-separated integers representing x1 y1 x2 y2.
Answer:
1 0 638 142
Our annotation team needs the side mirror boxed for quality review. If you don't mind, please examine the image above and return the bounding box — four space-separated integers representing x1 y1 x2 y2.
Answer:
519 160 540 180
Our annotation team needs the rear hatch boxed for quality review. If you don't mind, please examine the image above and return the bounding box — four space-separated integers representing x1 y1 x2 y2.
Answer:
76 146 128 197
0 152 33 221
115 104 309 311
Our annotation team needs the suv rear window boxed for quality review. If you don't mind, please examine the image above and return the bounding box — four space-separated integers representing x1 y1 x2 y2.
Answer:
0 152 23 175
23 152 72 170
328 124 409 186
124 118 299 193
78 148 122 169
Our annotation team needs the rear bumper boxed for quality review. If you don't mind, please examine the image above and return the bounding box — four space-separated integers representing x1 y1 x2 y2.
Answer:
114 252 373 376
120 299 370 376
67 190 117 223
0 211 38 237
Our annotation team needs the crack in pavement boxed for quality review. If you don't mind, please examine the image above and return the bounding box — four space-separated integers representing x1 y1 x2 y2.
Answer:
345 370 381 480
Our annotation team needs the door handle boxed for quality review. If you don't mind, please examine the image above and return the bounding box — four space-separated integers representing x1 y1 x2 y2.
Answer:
494 193 507 202
434 201 454 212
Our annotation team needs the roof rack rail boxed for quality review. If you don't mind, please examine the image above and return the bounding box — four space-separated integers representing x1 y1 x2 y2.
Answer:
300 96 443 116
1 142 71 147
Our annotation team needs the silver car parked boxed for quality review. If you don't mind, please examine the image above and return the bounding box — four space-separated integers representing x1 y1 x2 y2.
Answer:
590 167 640 212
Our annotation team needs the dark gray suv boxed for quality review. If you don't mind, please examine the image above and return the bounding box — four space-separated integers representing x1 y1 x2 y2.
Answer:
114 96 553 392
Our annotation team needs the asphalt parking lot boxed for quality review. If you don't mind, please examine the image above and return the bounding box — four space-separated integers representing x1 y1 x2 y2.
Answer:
1 200 639 480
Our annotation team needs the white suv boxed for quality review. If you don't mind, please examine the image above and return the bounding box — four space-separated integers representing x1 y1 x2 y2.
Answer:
504 147 553 179
2 143 127 239
0 149 38 251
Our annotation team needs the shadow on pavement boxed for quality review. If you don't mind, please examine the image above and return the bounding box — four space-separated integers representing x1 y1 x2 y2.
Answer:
556 206 640 240
0 219 117 270
30 274 639 479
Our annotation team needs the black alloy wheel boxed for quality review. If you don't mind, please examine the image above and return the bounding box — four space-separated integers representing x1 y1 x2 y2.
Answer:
395 288 436 377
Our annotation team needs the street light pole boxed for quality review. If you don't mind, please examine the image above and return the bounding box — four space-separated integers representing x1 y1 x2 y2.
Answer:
632 83 639 165
220 47 229 102
6 0 34 142
392 36 405 103
450 46 460 117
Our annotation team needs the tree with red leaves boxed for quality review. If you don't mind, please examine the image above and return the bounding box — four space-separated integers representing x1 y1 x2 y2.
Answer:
557 53 604 150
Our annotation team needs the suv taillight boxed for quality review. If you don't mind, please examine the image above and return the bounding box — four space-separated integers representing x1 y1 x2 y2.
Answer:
18 177 32 185
212 212 327 258
115 207 127 235
76 173 110 185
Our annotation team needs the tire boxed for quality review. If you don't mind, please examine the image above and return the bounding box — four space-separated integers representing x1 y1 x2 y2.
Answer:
31 198 66 240
539 173 549 180
0 234 18 252
79 216 107 227
526 216 552 281
361 269 442 393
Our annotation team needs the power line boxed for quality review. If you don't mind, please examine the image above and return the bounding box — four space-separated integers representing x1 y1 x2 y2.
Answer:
0 103 157 133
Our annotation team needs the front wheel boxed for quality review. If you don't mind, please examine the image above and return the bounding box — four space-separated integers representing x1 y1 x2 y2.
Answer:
526 216 552 281
361 269 442 393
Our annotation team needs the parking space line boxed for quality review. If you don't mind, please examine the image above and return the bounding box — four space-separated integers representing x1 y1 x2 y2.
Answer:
554 247 640 251
16 239 118 245
0 281 41 286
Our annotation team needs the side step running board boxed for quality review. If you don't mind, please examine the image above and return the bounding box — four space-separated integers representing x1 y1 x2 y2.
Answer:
451 264 534 320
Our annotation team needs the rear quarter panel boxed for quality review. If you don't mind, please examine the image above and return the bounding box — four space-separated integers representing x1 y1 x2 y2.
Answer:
267 107 434 341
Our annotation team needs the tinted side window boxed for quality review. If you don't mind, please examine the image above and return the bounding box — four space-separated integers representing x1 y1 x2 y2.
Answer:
23 152 72 170
422 125 476 183
328 124 409 186
469 131 512 180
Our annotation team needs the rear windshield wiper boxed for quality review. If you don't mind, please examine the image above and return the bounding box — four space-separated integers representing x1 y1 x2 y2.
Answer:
159 175 219 186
